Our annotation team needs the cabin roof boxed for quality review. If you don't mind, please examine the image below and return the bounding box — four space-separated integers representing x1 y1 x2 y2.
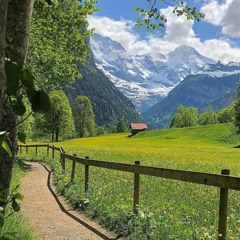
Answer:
130 123 148 130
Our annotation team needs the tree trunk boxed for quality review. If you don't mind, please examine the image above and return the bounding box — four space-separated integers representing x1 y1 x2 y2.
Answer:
0 0 35 214
56 128 59 142
0 0 8 127
51 128 54 142
6 0 35 64
0 2 9 226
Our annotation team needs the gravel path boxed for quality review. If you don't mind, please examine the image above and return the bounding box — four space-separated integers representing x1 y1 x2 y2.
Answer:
20 162 121 240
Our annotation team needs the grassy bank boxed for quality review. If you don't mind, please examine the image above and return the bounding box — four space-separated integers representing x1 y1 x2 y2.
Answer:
2 162 41 239
22 123 240 239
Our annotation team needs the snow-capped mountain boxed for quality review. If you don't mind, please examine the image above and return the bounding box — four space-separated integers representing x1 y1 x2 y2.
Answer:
142 61 240 128
91 33 239 113
198 61 240 77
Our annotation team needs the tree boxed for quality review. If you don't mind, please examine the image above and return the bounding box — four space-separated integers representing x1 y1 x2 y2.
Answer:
217 106 234 124
234 98 240 134
108 125 117 134
116 119 128 133
32 113 51 140
135 0 205 31
169 105 198 128
18 98 34 140
27 0 97 90
0 0 36 221
47 91 75 142
198 107 218 125
73 96 95 138
96 126 106 136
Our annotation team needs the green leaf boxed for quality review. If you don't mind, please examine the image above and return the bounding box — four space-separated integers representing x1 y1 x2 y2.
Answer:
12 97 26 116
11 184 20 192
0 213 4 228
0 131 7 136
29 89 51 113
0 236 11 240
2 140 12 157
12 192 24 201
0 132 7 144
18 132 26 144
134 7 139 12
12 200 20 212
20 68 34 89
5 60 20 96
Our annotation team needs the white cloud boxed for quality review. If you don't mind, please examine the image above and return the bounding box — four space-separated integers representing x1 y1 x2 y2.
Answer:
201 0 240 37
88 16 151 55
88 6 240 63
160 7 195 42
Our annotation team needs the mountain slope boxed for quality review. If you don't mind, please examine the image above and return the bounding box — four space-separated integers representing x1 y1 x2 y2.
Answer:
90 34 216 112
65 50 141 127
143 73 240 128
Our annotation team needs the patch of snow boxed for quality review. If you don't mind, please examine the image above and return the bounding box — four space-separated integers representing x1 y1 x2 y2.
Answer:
91 33 240 113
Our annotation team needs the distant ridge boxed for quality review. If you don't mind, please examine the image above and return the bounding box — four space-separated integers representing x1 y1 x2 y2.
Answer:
142 73 240 128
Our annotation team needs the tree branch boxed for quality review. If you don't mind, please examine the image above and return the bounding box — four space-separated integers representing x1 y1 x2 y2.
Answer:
6 111 33 133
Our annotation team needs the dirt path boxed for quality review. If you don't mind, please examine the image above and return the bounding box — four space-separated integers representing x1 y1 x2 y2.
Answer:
20 162 121 240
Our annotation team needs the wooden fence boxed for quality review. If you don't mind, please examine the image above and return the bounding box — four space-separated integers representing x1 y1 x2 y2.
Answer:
19 143 240 239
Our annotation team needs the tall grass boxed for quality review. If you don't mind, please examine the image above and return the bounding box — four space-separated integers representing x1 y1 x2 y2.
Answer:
22 123 240 239
2 162 41 240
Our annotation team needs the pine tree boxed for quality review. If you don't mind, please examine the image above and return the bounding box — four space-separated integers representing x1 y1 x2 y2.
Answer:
116 119 128 133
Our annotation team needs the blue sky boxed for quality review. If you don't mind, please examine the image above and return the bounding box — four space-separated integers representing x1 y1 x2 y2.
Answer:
88 0 240 63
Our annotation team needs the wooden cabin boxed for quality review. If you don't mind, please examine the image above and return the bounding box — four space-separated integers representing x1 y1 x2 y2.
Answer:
129 123 148 136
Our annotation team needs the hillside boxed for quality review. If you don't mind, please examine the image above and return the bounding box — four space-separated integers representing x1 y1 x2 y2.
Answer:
91 34 216 112
65 49 141 127
143 73 240 128
134 123 239 147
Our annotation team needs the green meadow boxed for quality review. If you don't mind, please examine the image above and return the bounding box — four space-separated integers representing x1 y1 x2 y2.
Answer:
23 123 240 239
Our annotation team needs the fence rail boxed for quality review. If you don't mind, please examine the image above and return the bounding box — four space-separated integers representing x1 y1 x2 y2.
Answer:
19 143 239 239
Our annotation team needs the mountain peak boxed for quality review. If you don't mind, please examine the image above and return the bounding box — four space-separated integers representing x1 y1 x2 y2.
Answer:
90 34 221 113
173 45 199 55
91 33 125 52
167 45 215 69
167 45 200 61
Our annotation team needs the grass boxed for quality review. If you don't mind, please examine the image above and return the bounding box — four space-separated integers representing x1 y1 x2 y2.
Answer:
2 161 41 239
21 123 240 239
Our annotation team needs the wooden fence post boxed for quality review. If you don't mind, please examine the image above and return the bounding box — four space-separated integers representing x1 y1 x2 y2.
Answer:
26 146 28 154
85 156 89 193
47 144 49 156
218 169 230 240
52 145 55 159
71 154 76 182
133 160 140 215
20 145 22 155
35 145 38 155
62 151 65 173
